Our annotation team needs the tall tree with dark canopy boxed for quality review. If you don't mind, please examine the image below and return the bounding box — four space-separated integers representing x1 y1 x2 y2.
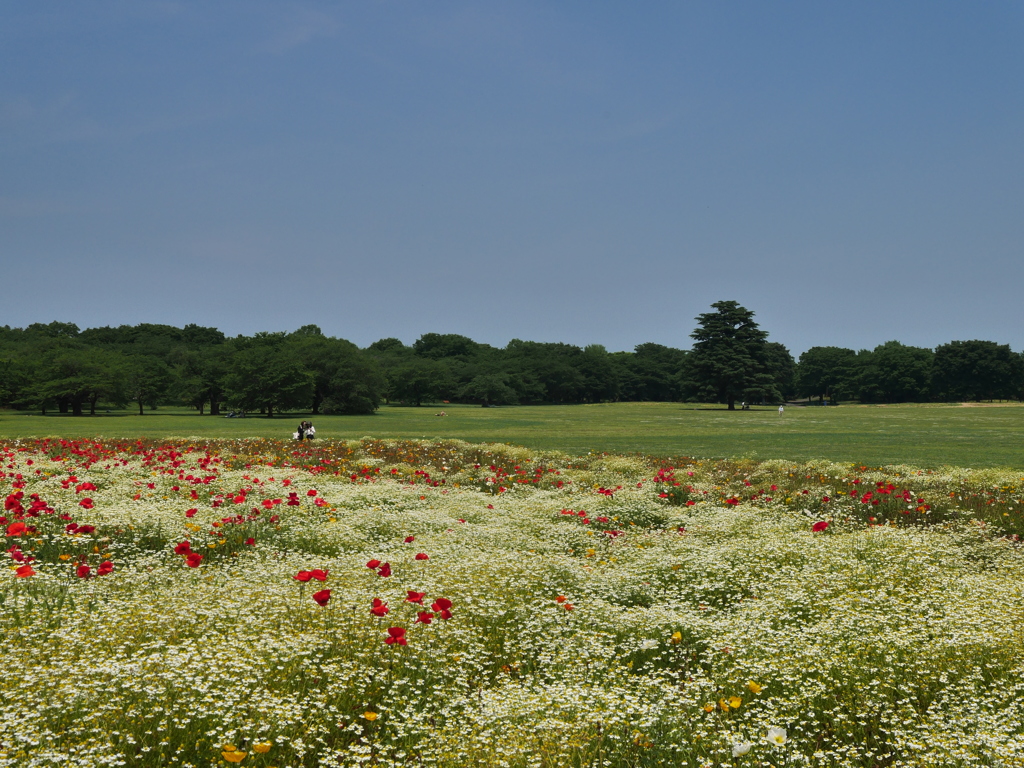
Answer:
686 301 780 409
932 340 1023 402
855 341 933 403
797 346 858 403
222 333 313 417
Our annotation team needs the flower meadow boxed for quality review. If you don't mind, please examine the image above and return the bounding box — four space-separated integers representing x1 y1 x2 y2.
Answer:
3 437 1024 768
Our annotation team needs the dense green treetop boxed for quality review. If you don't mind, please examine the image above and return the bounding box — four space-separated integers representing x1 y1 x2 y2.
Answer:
684 301 781 409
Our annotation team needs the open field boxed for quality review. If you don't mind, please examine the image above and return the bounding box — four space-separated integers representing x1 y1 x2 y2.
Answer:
2 401 1024 469
3 436 1024 767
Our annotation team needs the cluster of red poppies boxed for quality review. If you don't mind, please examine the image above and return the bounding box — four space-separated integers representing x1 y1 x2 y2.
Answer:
174 540 204 568
5 486 115 579
293 549 454 645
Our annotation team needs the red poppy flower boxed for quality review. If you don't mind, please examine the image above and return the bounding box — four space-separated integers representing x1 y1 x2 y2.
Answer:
185 508 198 518
406 590 425 604
6 522 26 536
384 626 407 645
404 536 415 543
15 564 35 577
377 562 391 578
174 541 192 555
312 589 331 606
366 559 381 569
554 595 567 604
245 537 255 546
77 524 95 534
97 561 114 576
414 553 429 561
79 498 94 509
294 570 313 582
308 568 328 581
812 521 829 532
307 489 318 496
431 597 452 619
563 603 574 611
370 598 390 616
415 611 433 624
186 552 203 568
76 564 92 579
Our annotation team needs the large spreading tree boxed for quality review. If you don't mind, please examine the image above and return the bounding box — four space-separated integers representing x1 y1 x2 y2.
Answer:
686 301 781 410
931 340 1024 402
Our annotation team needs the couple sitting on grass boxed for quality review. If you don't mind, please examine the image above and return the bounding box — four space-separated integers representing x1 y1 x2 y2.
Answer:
295 420 316 440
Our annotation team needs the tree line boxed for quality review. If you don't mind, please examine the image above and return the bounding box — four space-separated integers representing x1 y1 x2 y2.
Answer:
0 303 1021 416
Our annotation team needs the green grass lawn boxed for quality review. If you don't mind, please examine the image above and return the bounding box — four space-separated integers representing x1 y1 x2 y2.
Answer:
3 401 1023 469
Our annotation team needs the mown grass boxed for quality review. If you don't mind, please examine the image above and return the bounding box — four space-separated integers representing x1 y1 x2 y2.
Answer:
2 401 1023 468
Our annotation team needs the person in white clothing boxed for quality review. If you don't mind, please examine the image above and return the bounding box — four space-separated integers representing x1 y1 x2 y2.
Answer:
778 405 784 416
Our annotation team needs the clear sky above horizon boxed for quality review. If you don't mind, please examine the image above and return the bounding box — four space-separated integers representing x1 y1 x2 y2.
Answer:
3 1 1023 355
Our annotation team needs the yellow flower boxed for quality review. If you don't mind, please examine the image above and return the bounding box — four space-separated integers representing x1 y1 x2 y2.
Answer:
223 750 247 763
703 702 715 713
718 698 730 711
670 631 682 644
363 711 378 721
729 696 742 708
253 742 272 754
747 681 762 694
585 548 596 557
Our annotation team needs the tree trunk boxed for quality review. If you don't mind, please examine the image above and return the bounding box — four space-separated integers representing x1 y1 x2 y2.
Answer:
311 392 322 415
267 404 274 418
72 399 83 416
59 398 69 414
198 402 205 415
138 398 144 416
210 398 220 415
90 395 98 415
727 397 735 410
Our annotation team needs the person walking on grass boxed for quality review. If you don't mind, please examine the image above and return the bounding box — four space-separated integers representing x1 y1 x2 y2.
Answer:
778 405 785 417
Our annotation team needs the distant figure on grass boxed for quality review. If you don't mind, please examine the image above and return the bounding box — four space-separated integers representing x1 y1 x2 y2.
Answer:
778 405 785 417
295 422 305 441
305 422 316 440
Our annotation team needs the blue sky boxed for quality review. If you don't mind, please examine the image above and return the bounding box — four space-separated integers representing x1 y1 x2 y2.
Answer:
2 1 1023 355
